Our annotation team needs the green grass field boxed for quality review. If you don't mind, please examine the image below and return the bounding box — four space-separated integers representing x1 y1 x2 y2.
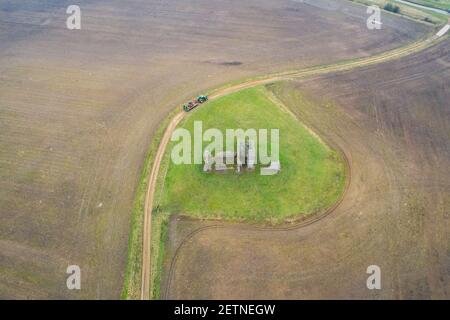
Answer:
350 0 449 24
406 0 450 11
158 86 346 223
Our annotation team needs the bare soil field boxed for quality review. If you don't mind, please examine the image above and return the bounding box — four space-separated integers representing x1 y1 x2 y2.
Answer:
162 39 450 299
0 0 430 298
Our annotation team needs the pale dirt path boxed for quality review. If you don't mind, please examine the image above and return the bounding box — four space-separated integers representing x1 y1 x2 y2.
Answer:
140 112 184 300
139 33 448 299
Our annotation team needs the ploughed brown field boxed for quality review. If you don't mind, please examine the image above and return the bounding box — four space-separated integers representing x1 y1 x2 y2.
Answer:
0 0 432 298
163 39 450 299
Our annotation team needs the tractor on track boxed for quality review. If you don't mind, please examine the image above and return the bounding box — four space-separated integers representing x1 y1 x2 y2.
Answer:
183 95 208 112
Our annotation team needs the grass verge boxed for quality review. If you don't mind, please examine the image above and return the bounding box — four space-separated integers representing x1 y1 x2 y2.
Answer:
349 0 448 24
149 210 170 299
120 108 179 300
403 0 450 12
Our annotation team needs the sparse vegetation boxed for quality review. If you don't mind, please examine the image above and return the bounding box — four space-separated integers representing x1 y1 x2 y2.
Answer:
349 0 448 25
384 2 401 13
121 108 179 300
406 0 450 11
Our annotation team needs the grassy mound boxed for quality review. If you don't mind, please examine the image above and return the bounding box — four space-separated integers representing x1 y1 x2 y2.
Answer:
159 86 346 223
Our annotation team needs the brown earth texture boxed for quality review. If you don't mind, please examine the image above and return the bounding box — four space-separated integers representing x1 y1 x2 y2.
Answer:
0 0 441 299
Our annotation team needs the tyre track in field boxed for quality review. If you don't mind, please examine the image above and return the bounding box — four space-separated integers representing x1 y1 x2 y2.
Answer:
141 30 449 299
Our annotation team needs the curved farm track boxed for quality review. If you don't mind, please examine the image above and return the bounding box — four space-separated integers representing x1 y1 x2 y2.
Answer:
142 32 450 299
1 0 447 300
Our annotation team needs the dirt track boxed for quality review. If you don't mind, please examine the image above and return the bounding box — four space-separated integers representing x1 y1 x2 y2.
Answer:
141 29 449 298
161 37 450 299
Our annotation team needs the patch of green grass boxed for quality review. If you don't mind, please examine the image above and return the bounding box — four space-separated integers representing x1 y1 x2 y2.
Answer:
406 0 450 11
150 210 170 300
159 86 346 223
0 266 43 286
349 0 448 25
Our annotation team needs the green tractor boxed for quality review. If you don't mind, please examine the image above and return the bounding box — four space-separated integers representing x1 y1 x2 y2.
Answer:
183 95 208 112
197 95 208 103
